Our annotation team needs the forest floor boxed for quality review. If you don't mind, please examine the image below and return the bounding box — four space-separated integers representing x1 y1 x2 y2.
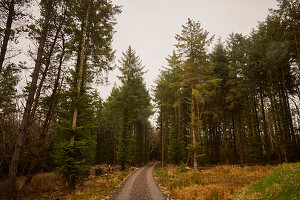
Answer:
0 167 134 200
154 164 277 200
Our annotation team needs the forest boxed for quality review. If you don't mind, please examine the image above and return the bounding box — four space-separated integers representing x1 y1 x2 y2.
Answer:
0 0 299 199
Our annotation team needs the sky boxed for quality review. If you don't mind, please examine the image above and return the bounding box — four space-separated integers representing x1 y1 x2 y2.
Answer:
97 0 278 99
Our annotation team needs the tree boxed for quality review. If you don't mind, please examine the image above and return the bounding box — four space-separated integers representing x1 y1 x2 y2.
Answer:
0 0 31 72
54 0 120 189
7 0 55 198
175 19 217 169
117 46 152 168
0 64 19 174
54 89 98 189
154 52 186 164
22 32 66 188
96 86 121 165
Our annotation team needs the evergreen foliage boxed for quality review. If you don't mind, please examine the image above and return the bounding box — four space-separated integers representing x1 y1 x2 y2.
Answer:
0 0 300 197
116 46 152 168
53 90 97 187
154 1 300 166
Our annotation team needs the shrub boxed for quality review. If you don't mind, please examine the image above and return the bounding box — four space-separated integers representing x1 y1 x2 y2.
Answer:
178 162 188 173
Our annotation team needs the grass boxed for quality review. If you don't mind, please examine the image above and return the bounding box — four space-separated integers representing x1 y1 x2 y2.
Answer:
0 167 134 200
155 164 276 200
240 162 300 200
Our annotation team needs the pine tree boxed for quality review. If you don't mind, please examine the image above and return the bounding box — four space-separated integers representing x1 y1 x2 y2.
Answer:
7 1 56 197
117 46 151 168
96 86 121 164
0 64 19 174
0 0 31 72
54 0 120 189
54 88 97 189
175 19 218 169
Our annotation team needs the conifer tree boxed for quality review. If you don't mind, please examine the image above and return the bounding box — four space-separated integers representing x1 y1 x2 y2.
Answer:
0 0 31 72
54 0 120 189
7 0 56 197
175 19 218 169
117 46 151 168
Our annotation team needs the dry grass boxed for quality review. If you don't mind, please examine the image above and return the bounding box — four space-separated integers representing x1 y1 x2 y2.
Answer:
0 168 134 200
155 164 276 200
63 169 133 200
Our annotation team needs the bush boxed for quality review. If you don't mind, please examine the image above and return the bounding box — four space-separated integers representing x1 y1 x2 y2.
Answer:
178 162 188 173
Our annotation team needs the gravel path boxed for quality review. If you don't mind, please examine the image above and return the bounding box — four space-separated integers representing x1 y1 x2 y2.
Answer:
109 162 166 200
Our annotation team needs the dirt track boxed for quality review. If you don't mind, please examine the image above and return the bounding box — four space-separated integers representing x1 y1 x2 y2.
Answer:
110 162 166 200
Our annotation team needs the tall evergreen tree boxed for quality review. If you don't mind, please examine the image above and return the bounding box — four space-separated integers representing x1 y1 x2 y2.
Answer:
175 19 218 169
7 1 57 197
54 0 120 189
117 46 152 168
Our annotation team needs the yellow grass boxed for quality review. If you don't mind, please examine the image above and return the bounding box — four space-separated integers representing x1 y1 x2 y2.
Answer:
0 168 134 200
155 164 276 200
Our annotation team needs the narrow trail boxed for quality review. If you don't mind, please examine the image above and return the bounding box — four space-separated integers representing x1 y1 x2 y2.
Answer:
110 162 166 200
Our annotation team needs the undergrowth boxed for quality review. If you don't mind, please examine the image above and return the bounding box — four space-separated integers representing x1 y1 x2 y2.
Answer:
0 167 133 200
155 164 276 200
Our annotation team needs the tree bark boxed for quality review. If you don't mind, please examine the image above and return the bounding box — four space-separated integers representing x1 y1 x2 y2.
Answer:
7 0 52 198
22 39 65 188
260 90 270 161
70 1 91 142
29 22 62 123
68 1 91 189
161 103 164 167
231 112 237 162
113 116 118 164
0 0 15 72
191 95 197 170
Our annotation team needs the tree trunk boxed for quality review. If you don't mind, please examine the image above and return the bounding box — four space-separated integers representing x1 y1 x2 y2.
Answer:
260 90 270 161
22 39 65 188
68 2 91 189
0 0 14 72
70 1 91 143
113 116 117 164
191 96 197 170
7 1 52 198
270 91 282 163
231 112 237 162
29 22 62 123
161 102 164 167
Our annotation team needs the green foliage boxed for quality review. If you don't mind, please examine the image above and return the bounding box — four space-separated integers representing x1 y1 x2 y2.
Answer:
168 122 185 163
55 140 92 183
50 0 120 188
154 0 300 167
0 64 19 176
116 46 152 167
95 86 121 164
117 106 130 170
0 64 19 116
155 19 221 167
64 0 121 74
53 91 97 185
242 163 300 200
178 162 188 173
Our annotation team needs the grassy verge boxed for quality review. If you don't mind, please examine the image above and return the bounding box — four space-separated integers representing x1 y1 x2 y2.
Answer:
0 167 134 200
240 162 300 200
155 164 276 200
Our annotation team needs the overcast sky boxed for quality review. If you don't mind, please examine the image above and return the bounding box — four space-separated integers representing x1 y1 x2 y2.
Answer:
97 0 277 99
